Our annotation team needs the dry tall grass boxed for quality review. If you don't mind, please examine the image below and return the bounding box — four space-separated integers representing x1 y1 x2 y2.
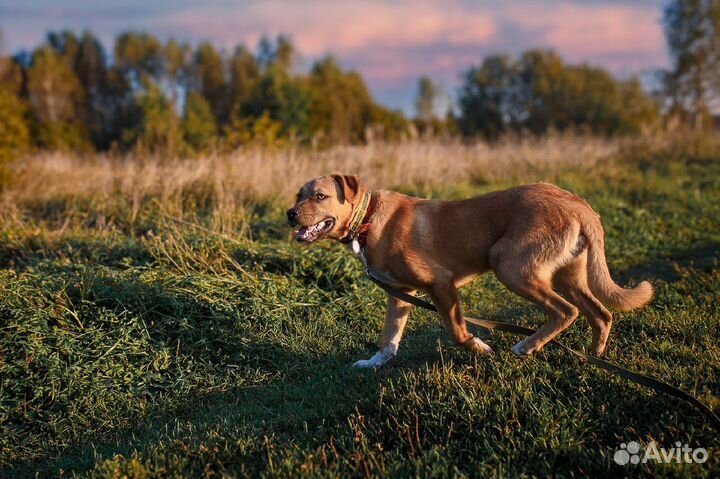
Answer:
6 134 625 200
0 132 682 234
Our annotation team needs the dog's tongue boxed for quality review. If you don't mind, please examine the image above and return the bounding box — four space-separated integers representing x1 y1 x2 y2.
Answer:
295 227 311 241
296 220 330 242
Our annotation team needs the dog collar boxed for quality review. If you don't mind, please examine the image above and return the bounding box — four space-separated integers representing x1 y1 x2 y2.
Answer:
341 191 376 246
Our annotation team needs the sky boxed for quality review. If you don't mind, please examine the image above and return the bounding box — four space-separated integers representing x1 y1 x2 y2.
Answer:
0 0 670 115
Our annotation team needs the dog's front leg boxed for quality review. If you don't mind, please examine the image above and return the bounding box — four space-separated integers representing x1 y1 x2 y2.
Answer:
430 281 494 355
353 293 414 369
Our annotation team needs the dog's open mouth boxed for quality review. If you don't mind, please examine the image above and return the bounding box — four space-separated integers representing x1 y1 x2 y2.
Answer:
295 218 335 243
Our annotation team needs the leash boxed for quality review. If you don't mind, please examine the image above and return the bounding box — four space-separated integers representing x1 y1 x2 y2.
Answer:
367 275 720 432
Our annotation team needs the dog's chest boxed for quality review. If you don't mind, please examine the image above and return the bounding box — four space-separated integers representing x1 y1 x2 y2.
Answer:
366 265 398 286
353 245 401 287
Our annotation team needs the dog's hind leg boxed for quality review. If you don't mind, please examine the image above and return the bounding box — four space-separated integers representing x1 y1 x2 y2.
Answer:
492 254 579 356
490 227 584 356
354 293 414 369
553 252 614 355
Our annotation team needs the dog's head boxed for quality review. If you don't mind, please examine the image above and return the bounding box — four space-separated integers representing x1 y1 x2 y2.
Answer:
287 174 364 243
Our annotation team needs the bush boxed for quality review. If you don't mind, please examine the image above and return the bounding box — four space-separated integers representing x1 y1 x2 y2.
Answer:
183 92 218 154
0 88 30 164
459 49 659 138
122 82 185 154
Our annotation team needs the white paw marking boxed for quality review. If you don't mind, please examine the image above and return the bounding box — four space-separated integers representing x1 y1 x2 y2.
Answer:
512 340 530 358
353 346 396 369
470 337 495 355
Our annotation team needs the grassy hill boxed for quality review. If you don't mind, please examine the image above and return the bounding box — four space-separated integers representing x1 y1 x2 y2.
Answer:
1 135 718 477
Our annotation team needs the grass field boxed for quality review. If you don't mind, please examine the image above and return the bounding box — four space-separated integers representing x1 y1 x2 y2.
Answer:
0 135 719 477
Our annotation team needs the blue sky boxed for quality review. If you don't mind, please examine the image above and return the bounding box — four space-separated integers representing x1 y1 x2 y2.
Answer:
0 0 669 114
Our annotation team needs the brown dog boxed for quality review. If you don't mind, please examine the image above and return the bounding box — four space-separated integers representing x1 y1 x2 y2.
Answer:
288 174 653 368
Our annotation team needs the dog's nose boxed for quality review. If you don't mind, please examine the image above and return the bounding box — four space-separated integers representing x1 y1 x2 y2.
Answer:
287 208 298 223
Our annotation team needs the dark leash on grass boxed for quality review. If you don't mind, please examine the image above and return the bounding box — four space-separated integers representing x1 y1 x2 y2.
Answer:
367 275 720 433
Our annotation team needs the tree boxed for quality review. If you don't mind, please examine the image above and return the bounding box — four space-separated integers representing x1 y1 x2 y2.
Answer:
2 27 420 151
257 35 275 71
47 31 81 67
369 105 408 141
122 82 183 154
183 92 217 153
192 42 227 123
224 110 284 149
458 49 658 138
0 88 30 165
415 76 438 121
0 31 23 95
228 45 259 112
75 31 108 96
617 77 659 133
164 39 191 91
517 49 567 132
48 31 113 147
275 35 295 71
163 38 192 114
244 63 312 140
458 54 517 138
114 32 164 87
663 0 720 128
256 35 295 72
308 56 375 144
27 45 88 149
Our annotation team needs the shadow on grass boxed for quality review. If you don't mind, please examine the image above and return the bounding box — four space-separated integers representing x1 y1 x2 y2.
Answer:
9 354 384 478
230 243 362 294
10 334 709 478
0 235 153 273
621 240 720 284
4 256 718 477
0 268 383 477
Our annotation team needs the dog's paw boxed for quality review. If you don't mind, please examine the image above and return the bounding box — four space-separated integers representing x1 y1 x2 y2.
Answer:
464 337 494 355
511 340 531 358
353 358 379 369
353 350 393 369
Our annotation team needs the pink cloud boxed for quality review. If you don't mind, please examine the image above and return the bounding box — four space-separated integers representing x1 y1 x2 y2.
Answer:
504 3 667 71
153 0 666 85
159 0 498 54
0 0 669 111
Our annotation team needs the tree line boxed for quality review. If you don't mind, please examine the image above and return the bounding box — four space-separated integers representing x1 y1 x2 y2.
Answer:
0 0 717 162
458 0 720 138
0 31 409 160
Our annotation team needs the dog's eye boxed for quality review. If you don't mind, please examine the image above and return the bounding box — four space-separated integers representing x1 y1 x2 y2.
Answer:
315 192 327 200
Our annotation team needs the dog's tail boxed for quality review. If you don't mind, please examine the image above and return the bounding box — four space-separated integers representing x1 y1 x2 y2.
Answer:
583 220 653 311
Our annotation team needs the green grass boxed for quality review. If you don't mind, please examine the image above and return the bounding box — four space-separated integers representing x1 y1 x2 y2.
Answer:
1 146 719 478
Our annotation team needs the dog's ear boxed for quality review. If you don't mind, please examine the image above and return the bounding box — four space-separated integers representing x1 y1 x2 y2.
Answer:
330 174 361 204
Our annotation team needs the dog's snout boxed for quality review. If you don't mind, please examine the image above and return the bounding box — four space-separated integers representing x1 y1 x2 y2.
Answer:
287 208 299 223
